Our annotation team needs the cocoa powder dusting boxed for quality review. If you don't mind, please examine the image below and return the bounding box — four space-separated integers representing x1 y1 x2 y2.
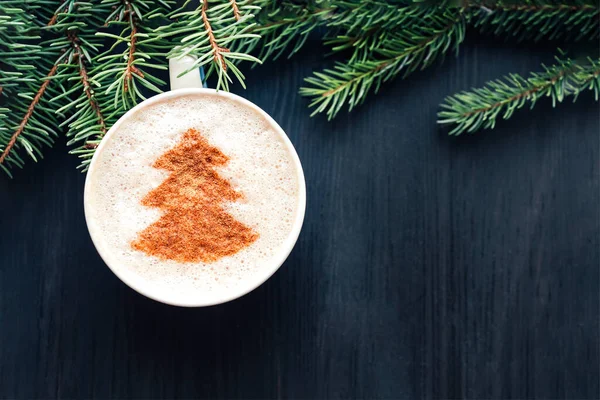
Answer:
131 128 258 263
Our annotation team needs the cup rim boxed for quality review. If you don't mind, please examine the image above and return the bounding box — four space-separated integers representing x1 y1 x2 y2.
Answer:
83 88 306 307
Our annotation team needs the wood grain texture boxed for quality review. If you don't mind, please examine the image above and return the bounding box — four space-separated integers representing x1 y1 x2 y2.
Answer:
0 36 598 399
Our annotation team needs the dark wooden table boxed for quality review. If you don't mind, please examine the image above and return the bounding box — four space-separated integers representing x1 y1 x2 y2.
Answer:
1 36 598 399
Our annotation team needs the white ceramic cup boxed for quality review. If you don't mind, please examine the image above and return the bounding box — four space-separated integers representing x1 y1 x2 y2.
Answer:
84 57 306 307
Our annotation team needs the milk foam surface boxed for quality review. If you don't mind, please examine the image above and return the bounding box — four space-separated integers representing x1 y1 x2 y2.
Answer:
86 93 300 303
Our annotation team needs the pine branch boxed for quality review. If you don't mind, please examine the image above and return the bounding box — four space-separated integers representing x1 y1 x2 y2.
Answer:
74 41 107 136
0 0 115 175
28 0 112 172
0 64 60 167
328 0 422 33
250 0 595 65
2 0 600 178
438 54 600 135
56 0 172 169
155 0 261 91
571 57 600 100
62 0 175 170
300 8 467 120
326 3 449 62
246 1 415 62
59 33 109 170
0 0 64 177
93 0 174 111
244 0 334 61
298 1 598 121
466 0 599 41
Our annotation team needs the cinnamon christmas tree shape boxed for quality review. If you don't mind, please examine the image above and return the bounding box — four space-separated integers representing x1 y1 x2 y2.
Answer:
131 128 258 263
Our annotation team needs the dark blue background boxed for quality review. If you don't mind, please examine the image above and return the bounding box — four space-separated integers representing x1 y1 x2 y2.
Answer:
1 36 598 398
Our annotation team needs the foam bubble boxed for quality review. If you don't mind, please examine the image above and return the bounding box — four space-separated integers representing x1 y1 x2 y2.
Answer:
86 93 300 302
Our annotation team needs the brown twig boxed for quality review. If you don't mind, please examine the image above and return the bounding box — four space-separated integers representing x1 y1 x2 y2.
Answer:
202 0 229 70
69 34 107 149
0 64 59 165
582 68 600 85
230 0 241 21
47 2 71 26
123 1 144 92
47 13 59 26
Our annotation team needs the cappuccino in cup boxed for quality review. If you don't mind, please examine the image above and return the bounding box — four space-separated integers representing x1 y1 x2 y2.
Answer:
84 91 305 306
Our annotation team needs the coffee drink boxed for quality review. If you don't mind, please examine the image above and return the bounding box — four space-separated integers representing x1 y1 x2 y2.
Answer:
85 92 301 300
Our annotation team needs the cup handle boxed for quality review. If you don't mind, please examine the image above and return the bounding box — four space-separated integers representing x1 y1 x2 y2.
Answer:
169 55 207 90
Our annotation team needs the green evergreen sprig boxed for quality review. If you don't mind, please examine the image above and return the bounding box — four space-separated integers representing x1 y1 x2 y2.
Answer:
299 0 599 120
0 0 65 177
64 0 175 170
300 8 467 120
1 0 600 177
246 1 427 63
468 1 599 41
438 55 600 135
325 4 434 63
44 0 112 171
93 0 175 110
154 0 262 91
245 0 334 61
